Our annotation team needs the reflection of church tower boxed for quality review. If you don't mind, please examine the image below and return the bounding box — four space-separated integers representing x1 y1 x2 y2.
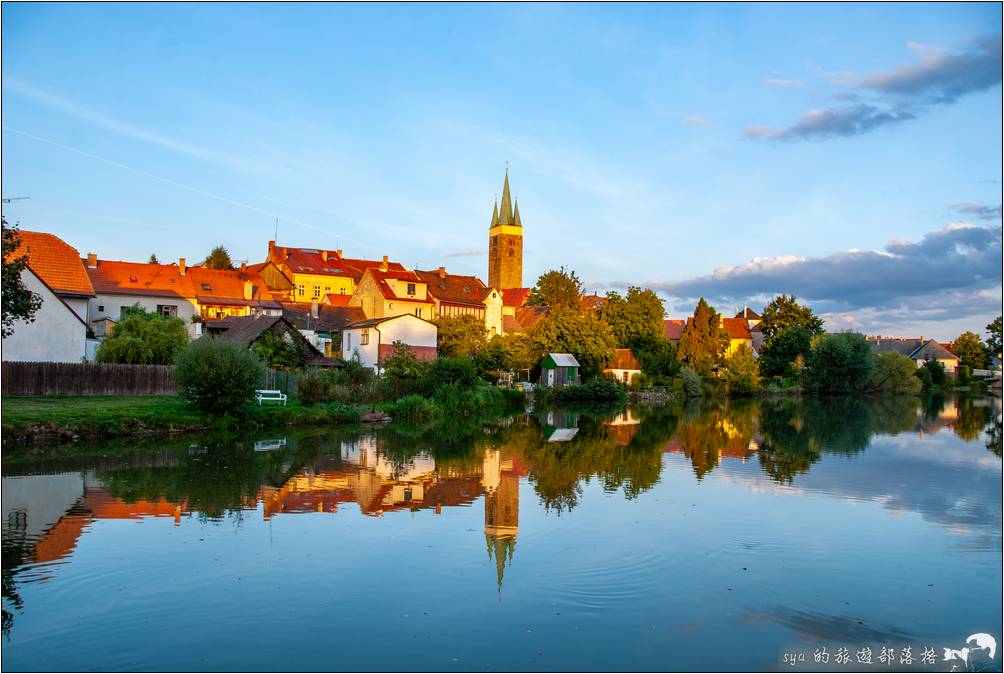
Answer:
488 167 524 290
482 449 519 592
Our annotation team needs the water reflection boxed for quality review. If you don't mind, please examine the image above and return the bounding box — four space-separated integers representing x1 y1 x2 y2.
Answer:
2 395 1000 665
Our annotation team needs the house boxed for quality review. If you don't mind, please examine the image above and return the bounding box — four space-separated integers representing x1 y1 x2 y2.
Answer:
580 294 606 312
341 313 438 370
735 306 761 329
187 265 283 320
349 266 436 321
539 352 580 388
721 317 754 356
260 241 407 302
281 301 366 358
664 319 686 343
2 230 94 362
414 267 505 336
211 314 327 364
604 348 642 384
867 336 960 376
84 256 197 334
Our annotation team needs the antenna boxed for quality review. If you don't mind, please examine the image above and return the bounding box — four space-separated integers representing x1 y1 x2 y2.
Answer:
2 196 30 204
274 217 279 241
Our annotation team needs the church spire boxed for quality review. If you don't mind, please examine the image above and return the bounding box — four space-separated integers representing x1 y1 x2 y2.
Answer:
490 199 499 227
513 199 522 228
498 167 514 226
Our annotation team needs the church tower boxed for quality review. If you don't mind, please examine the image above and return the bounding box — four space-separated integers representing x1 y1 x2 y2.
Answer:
488 167 523 290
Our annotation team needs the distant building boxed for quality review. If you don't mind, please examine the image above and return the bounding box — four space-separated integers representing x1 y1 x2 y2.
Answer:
867 336 960 375
539 352 580 388
488 168 523 291
664 319 686 343
210 314 327 364
414 267 505 336
721 316 754 356
2 230 93 362
349 266 435 321
260 242 407 302
281 302 366 358
341 313 438 370
604 348 642 384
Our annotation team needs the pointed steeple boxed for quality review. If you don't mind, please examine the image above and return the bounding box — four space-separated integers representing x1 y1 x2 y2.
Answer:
486 534 516 593
490 199 499 227
498 168 514 226
513 199 522 228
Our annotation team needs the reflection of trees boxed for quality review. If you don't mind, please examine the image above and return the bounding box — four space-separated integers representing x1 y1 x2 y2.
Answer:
2 521 29 637
953 397 993 443
674 399 759 479
987 414 1002 457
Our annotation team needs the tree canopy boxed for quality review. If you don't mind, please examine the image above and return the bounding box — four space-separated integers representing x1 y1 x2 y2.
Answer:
204 245 235 270
952 331 989 371
758 294 824 343
527 267 582 309
598 286 665 346
759 326 813 379
435 314 488 358
677 298 729 376
95 305 189 364
525 306 616 378
802 332 873 394
869 351 921 394
987 316 1002 358
1 219 43 338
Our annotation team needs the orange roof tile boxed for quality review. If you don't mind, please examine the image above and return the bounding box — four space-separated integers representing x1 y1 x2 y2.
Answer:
664 319 686 340
268 244 406 281
365 268 435 304
324 293 353 307
501 287 531 308
85 260 194 298
722 317 752 340
608 348 641 371
186 266 281 307
415 269 489 306
9 230 94 297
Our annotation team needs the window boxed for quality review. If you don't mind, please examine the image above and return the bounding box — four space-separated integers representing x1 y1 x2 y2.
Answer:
324 286 331 292
415 308 422 318
407 283 416 296
201 283 212 291
297 285 305 297
97 305 104 312
346 334 352 350
157 305 178 318
339 288 346 294
312 286 321 299
361 329 369 346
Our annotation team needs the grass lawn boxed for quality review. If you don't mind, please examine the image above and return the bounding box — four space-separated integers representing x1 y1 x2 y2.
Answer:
2 395 199 428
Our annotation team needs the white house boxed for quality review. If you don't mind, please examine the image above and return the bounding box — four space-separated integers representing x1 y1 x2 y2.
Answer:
342 313 438 370
84 256 198 336
2 230 94 362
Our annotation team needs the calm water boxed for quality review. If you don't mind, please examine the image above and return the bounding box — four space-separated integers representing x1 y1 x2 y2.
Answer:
2 396 1002 672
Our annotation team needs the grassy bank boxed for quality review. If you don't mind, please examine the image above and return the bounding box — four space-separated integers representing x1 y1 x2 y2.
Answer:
1 395 365 448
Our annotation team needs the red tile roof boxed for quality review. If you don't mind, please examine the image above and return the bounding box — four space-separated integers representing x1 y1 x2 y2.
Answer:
580 294 606 311
501 287 531 308
664 319 686 340
514 306 548 330
85 260 192 298
722 317 752 340
415 269 489 306
8 230 94 297
607 348 641 371
187 266 280 307
267 244 406 281
324 293 353 307
365 268 435 304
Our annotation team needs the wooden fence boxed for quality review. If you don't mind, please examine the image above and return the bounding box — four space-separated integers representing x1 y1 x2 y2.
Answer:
1 362 177 397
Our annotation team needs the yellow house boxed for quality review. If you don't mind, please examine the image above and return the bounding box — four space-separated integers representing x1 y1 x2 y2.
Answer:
349 266 435 320
261 241 408 303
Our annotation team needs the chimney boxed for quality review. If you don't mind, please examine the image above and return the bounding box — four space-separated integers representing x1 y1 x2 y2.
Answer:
268 240 275 251
240 261 247 274
179 258 186 276
438 266 447 278
243 280 253 301
86 253 97 268
311 300 319 319
336 249 343 258
380 255 389 271
321 250 328 261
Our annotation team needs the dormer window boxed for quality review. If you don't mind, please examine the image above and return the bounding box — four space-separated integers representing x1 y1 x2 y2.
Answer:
129 276 138 282
407 283 416 296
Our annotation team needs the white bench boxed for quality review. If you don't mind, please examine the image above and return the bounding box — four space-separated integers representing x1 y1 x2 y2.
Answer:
255 389 287 406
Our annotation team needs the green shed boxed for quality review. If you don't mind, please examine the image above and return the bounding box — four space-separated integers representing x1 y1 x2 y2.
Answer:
539 352 580 388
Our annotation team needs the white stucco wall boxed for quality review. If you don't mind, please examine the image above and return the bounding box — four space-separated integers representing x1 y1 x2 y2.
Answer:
605 368 640 383
379 315 437 349
2 269 87 363
89 293 197 335
343 328 380 368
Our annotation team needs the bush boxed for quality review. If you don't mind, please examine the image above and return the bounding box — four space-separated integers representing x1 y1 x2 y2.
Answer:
869 352 921 394
914 365 933 391
388 394 437 424
680 366 702 398
722 344 760 396
427 357 481 390
920 359 947 389
175 338 266 414
96 305 189 364
803 332 873 394
554 378 624 402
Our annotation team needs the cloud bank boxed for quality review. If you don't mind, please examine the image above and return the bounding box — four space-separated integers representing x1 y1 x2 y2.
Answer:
747 34 1002 141
636 222 1002 333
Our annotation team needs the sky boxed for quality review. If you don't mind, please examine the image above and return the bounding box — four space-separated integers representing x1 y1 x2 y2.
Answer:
1 2 1001 340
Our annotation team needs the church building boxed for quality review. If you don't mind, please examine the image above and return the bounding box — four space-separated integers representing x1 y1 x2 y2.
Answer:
488 168 524 291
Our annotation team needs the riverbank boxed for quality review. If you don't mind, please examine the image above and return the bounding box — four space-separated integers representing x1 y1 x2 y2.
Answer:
1 395 366 448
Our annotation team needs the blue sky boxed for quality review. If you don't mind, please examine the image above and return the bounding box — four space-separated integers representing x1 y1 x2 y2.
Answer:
2 2 1000 340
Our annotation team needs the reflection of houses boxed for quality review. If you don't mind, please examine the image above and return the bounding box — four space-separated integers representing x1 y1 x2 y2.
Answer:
482 449 527 591
604 409 642 446
541 409 580 442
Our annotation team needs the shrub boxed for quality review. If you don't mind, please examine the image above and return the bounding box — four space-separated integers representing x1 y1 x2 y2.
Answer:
96 305 189 364
297 368 331 405
680 366 702 398
869 352 921 394
554 378 624 402
722 344 760 396
388 394 437 424
914 365 933 391
427 357 481 390
175 338 266 414
803 332 873 394
921 359 947 389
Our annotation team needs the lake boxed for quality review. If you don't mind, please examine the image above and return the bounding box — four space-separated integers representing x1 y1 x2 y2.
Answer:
2 396 1001 672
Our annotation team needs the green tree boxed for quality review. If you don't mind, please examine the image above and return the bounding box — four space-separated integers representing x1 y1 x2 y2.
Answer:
803 332 873 394
629 333 679 383
525 306 617 378
381 341 429 397
869 352 921 394
96 305 189 364
920 359 947 389
475 333 537 377
1 219 42 338
758 294 824 343
527 267 582 308
722 344 760 395
759 326 813 379
986 315 1002 359
598 286 665 346
952 331 989 371
148 253 159 264
204 245 235 270
175 337 266 414
435 314 488 358
677 298 729 375
250 330 309 368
